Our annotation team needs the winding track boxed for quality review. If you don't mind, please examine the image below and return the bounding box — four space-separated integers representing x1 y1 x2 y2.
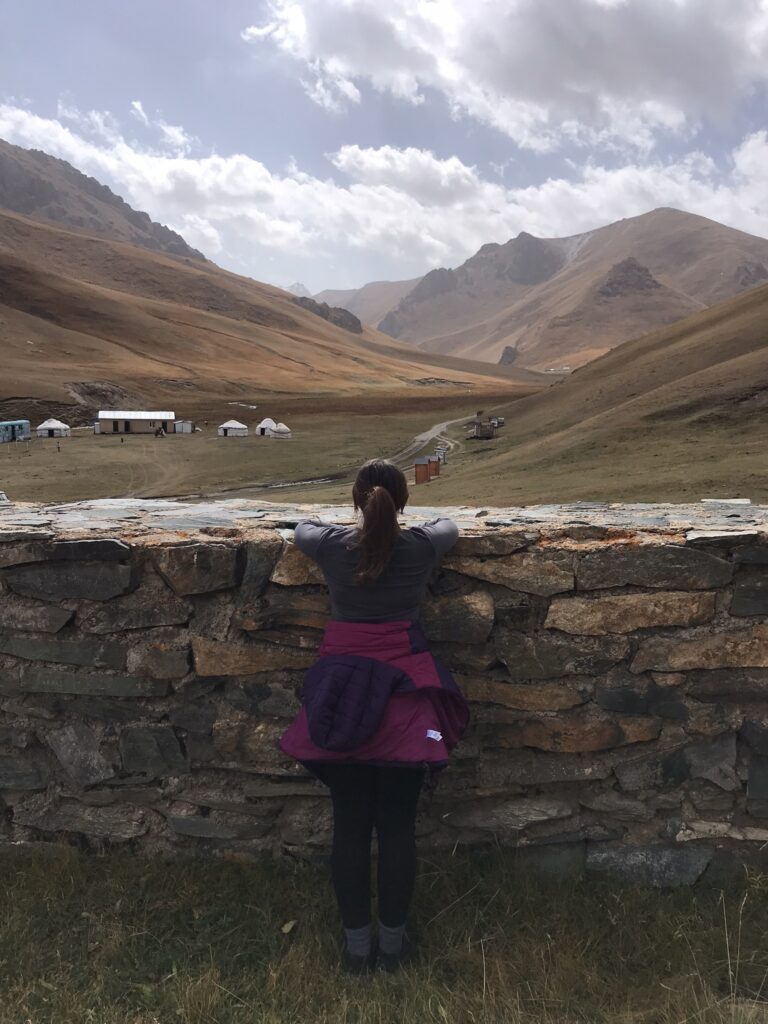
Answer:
388 415 470 467
165 412 473 500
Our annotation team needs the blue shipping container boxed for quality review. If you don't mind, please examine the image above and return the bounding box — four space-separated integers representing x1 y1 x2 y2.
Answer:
0 420 32 443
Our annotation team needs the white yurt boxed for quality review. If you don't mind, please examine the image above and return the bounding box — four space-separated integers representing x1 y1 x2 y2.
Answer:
272 422 292 439
36 418 71 438
218 419 248 437
256 417 277 437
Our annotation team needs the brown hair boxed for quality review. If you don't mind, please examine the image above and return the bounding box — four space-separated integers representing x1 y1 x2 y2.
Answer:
351 459 409 584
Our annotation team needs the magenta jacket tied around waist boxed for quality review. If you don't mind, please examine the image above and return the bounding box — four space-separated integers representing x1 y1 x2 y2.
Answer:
279 619 469 769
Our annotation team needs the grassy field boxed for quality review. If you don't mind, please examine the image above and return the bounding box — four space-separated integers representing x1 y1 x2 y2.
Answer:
0 395 507 504
262 397 768 508
5 394 767 509
2 847 768 1024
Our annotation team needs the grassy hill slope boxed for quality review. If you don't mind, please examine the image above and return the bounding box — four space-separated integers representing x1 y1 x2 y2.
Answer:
0 209 542 425
448 280 768 502
285 281 768 506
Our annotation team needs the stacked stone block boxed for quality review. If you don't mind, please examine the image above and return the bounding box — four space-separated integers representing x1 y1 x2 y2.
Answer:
2 508 768 885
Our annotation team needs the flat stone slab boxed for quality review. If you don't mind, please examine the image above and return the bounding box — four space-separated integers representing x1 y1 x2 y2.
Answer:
0 754 50 791
545 592 716 634
7 666 170 698
586 844 714 886
2 562 132 601
3 498 768 541
46 722 115 787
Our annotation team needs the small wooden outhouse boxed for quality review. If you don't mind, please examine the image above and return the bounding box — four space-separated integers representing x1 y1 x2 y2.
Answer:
414 458 431 485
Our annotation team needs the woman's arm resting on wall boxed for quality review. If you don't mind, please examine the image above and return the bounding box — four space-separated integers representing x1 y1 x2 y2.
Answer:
420 517 459 558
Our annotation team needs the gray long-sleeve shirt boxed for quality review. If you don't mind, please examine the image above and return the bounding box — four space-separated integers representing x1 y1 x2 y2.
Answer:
293 517 459 623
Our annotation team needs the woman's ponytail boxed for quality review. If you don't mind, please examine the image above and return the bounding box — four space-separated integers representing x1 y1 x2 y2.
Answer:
351 460 409 584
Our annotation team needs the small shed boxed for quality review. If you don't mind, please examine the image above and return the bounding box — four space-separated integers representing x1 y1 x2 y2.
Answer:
468 420 496 440
36 418 71 438
427 455 441 479
0 419 31 443
256 417 277 437
218 419 248 437
414 457 431 485
174 420 194 434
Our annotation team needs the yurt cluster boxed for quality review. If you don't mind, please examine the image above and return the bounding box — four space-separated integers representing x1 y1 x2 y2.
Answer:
95 411 292 439
219 417 292 438
0 410 293 443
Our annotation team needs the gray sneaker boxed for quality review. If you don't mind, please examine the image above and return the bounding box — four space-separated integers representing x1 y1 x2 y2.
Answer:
340 934 376 976
377 932 414 974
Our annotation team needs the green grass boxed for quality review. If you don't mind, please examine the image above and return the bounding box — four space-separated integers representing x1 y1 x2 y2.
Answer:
3 847 768 1023
283 403 768 508
0 402 474 504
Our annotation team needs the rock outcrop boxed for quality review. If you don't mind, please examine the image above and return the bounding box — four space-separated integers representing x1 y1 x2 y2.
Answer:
290 296 363 334
598 257 661 299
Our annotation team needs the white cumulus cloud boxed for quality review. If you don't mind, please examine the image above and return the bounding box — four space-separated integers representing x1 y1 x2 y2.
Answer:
2 101 768 288
243 0 768 152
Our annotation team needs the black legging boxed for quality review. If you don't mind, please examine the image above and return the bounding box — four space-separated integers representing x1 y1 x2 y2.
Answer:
322 764 425 929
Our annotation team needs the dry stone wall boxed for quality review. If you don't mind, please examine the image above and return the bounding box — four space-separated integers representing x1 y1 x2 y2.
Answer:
3 498 768 886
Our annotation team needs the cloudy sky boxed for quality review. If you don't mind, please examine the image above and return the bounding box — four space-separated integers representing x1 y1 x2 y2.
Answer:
1 0 768 292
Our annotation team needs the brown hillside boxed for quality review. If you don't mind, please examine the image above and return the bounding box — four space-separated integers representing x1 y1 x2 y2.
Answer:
0 209 541 424
446 280 768 503
375 208 768 369
0 138 203 260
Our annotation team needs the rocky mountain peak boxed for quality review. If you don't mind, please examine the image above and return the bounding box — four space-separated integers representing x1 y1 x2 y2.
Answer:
406 267 457 302
287 282 312 297
486 231 565 286
290 295 363 334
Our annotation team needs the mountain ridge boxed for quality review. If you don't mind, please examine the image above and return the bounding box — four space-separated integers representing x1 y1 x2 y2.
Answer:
315 276 421 328
0 137 204 261
345 207 768 370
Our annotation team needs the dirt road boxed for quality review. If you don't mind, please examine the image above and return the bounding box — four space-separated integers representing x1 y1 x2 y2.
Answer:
389 415 470 467
198 413 472 499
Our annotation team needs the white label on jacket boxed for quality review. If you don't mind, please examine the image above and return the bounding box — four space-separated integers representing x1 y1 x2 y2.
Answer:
426 729 443 741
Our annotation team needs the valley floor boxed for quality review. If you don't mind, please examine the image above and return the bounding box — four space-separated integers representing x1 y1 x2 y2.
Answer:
3 390 766 508
277 400 768 507
0 396 502 504
2 846 767 1024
